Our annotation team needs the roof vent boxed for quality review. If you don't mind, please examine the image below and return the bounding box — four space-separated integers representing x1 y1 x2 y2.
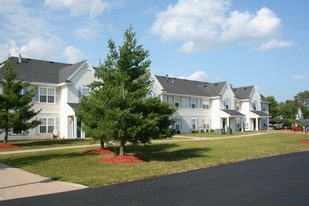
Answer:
18 54 22 63
215 83 218 86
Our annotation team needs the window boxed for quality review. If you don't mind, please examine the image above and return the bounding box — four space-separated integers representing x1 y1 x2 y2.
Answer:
202 99 210 109
191 98 196 109
174 97 180 108
40 118 55 133
224 98 230 109
262 104 268 112
202 119 210 130
252 100 258 111
174 120 181 133
79 86 90 100
39 87 55 103
191 118 197 130
162 95 168 102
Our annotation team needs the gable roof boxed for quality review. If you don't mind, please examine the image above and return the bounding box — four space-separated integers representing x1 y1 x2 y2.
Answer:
233 86 255 99
222 109 245 117
0 57 87 84
155 75 226 97
251 111 270 117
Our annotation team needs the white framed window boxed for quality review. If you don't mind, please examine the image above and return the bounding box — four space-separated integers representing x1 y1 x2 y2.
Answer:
39 117 55 133
224 98 230 109
202 99 210 109
191 98 196 109
202 119 210 130
39 87 55 103
174 97 180 108
191 118 197 130
252 100 258 111
78 86 90 99
162 95 168 102
174 120 181 133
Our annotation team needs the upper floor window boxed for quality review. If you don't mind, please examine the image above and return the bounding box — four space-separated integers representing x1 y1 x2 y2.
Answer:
39 87 55 103
262 104 268 112
191 98 196 109
252 100 258 111
78 86 90 100
174 97 180 108
202 99 210 109
224 98 230 110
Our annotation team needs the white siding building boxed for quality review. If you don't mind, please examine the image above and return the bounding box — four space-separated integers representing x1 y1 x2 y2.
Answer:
0 56 96 139
152 75 269 133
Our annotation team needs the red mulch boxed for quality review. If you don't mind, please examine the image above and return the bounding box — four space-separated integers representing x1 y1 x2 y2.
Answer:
0 143 18 149
81 148 114 155
100 155 145 164
300 139 309 144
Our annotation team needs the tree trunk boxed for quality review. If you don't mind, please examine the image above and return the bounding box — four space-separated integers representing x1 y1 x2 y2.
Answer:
4 128 8 144
100 139 105 149
119 140 125 156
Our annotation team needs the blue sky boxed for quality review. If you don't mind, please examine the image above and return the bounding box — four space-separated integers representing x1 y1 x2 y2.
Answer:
0 0 308 102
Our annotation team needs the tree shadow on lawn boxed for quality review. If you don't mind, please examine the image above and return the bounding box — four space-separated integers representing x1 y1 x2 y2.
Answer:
126 143 210 162
0 152 83 169
14 139 91 148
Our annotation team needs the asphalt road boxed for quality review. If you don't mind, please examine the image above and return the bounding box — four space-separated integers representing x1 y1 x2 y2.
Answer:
2 152 309 206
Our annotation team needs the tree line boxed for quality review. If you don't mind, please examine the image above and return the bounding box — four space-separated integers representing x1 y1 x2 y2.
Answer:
263 91 309 126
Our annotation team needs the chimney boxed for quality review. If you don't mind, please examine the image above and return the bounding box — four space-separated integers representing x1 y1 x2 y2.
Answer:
18 54 22 63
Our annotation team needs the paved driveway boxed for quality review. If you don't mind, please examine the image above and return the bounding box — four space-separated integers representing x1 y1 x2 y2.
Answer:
2 151 309 206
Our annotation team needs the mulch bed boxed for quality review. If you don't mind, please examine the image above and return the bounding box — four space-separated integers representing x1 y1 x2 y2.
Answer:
300 139 309 144
0 143 18 150
100 155 146 164
81 148 145 164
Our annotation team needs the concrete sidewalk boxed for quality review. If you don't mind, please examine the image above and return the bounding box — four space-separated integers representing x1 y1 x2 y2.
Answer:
0 163 87 201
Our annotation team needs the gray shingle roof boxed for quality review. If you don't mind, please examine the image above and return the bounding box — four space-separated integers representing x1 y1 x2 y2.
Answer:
251 111 270 117
0 57 87 84
233 86 254 99
222 109 245 117
155 75 226 97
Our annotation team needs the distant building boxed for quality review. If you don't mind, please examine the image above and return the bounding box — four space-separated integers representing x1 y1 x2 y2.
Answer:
151 75 270 133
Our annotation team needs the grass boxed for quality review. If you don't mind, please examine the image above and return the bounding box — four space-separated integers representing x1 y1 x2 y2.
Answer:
0 131 309 187
0 138 94 150
178 130 260 138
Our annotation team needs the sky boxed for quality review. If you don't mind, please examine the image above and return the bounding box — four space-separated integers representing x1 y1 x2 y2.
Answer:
0 0 308 102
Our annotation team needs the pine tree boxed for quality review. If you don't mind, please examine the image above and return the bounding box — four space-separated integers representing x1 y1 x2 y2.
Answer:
76 26 175 155
0 59 41 143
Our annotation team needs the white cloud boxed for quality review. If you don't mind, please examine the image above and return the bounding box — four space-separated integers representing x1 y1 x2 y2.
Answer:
179 71 208 81
44 0 109 19
0 1 86 63
7 37 64 61
75 20 103 40
151 0 289 52
292 74 305 81
63 46 84 63
258 39 293 50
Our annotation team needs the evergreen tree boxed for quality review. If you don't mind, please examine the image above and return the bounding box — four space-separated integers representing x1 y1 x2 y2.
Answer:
0 59 40 143
76 26 175 155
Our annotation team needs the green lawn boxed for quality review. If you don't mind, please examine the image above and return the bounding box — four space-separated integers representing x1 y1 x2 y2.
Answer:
0 131 308 187
2 138 94 150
